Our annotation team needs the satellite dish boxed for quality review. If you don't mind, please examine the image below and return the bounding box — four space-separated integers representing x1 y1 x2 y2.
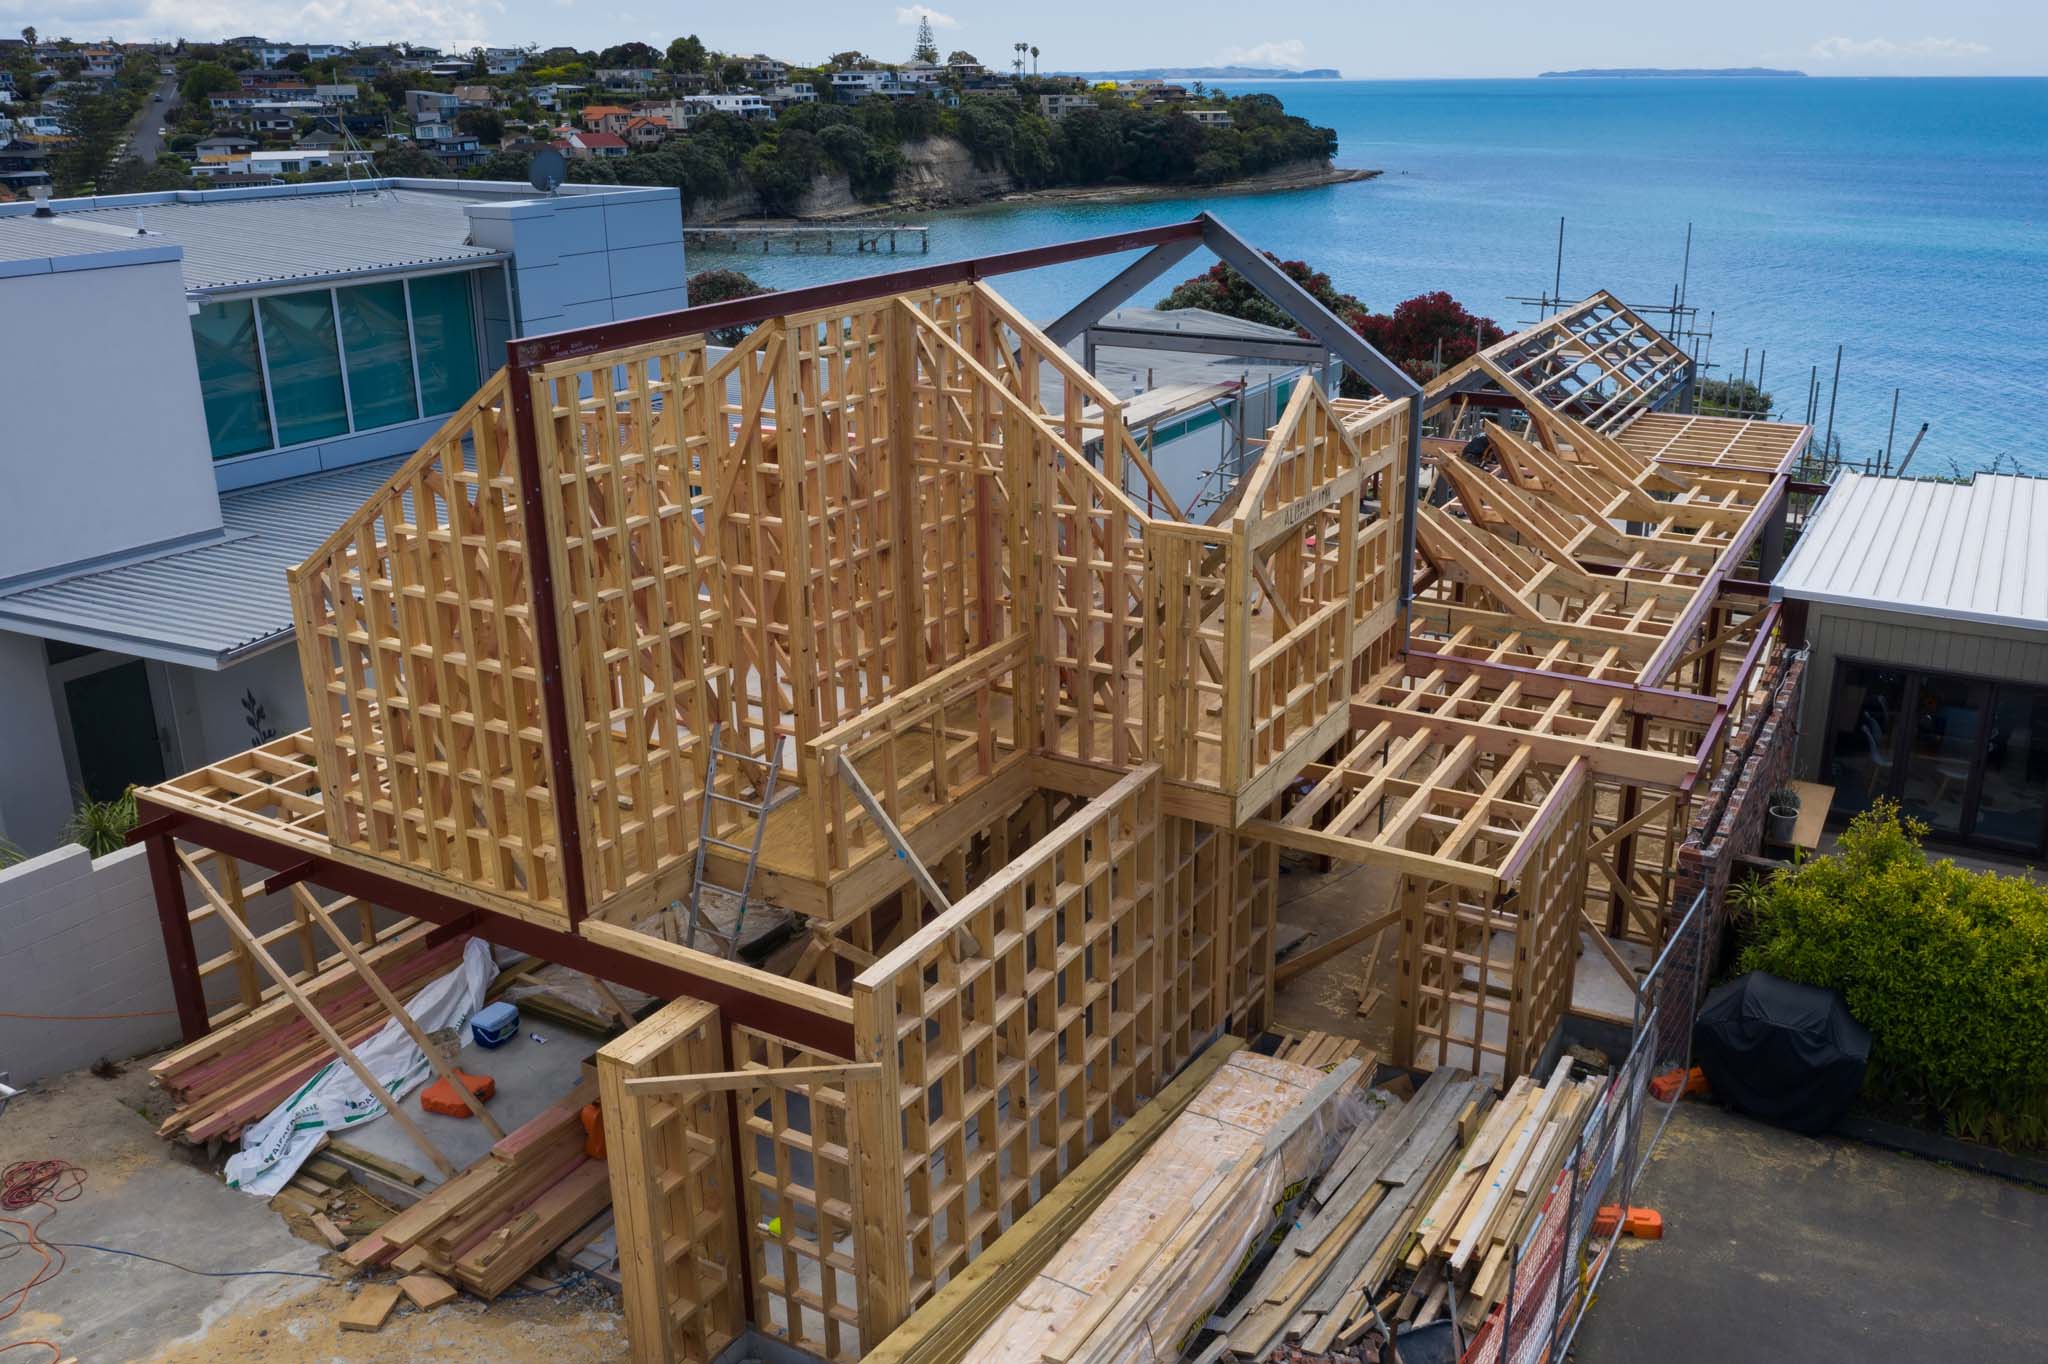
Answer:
529 147 566 193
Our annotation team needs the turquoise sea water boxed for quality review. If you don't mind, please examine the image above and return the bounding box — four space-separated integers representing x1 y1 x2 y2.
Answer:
692 78 2048 475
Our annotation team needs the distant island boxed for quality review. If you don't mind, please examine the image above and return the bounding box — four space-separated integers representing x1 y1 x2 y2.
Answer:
1056 66 1343 81
1538 67 1807 78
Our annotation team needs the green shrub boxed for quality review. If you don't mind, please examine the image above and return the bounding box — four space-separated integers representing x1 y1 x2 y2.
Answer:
65 787 138 859
1737 802 2048 1149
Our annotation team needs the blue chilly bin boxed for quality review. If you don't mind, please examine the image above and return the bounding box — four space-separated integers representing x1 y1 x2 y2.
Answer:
471 1001 521 1050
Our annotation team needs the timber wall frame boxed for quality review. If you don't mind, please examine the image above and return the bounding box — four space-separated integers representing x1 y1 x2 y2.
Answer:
132 215 1811 1364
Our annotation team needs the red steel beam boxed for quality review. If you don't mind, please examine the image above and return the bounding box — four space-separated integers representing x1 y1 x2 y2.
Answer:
143 831 210 1043
132 798 855 1058
503 352 593 931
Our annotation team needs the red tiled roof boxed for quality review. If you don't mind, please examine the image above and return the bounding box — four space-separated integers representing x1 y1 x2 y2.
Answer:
577 131 627 148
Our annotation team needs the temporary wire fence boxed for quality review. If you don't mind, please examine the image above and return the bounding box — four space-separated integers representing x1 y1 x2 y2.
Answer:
1461 885 1711 1364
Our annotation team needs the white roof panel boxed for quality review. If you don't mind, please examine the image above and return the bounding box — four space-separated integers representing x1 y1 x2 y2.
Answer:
1772 471 2048 632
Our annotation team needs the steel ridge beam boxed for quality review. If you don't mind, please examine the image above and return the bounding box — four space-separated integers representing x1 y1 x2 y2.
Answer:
509 219 1207 368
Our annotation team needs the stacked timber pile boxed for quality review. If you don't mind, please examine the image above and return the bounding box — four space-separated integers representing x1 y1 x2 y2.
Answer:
1273 1032 1377 1072
340 1076 608 1298
1396 1056 1600 1338
963 1050 1368 1362
150 927 466 1144
1215 1067 1484 1358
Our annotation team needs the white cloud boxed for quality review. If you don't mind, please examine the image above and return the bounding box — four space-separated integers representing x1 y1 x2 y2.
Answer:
1222 38 1309 70
895 4 956 27
1810 35 1991 62
5 0 507 52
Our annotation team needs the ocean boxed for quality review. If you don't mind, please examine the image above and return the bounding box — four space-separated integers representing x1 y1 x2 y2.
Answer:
688 77 2048 476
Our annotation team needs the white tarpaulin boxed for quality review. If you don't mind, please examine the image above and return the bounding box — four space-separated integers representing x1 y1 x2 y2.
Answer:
226 937 496 1196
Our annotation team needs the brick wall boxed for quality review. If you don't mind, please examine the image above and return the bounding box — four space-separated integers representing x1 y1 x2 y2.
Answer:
0 842 181 1084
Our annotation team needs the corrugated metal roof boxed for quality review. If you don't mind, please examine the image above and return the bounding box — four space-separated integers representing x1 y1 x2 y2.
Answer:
0 458 407 668
0 188 501 291
1772 471 2048 632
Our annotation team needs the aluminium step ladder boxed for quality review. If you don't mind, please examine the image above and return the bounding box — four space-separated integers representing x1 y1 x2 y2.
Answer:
682 726 792 958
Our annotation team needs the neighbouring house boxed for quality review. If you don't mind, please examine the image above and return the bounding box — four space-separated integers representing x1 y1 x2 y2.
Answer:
1039 92 1098 119
453 84 497 109
1773 470 2048 859
0 178 688 854
404 89 460 122
580 104 631 135
0 136 49 189
596 68 662 95
740 54 788 84
313 83 358 104
412 121 487 168
759 83 819 109
620 116 672 149
191 148 374 179
680 92 773 122
529 83 584 111
211 101 325 135
193 134 258 159
565 130 629 159
829 70 924 101
1184 108 1232 127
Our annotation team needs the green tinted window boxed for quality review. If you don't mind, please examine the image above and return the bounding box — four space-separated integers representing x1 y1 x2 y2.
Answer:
258 292 349 446
408 273 480 415
337 281 418 430
190 299 272 460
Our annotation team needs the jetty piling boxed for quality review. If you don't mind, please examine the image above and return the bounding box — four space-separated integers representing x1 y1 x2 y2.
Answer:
683 223 931 254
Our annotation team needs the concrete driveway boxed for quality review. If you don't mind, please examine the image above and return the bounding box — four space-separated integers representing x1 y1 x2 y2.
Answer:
1572 1102 2048 1363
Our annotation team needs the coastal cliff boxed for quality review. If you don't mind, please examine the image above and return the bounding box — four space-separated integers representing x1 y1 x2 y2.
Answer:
683 135 1372 223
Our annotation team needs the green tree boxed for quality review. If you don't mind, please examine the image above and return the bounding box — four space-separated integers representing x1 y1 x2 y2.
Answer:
1696 377 1773 418
279 51 309 71
687 268 769 343
456 108 504 143
1158 255 1367 334
667 34 707 72
597 41 661 68
180 60 237 106
912 16 939 65
375 143 453 178
100 154 193 193
945 50 977 66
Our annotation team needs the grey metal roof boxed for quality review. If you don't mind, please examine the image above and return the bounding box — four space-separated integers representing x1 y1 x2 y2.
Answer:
1772 471 2048 632
0 457 406 669
0 187 502 291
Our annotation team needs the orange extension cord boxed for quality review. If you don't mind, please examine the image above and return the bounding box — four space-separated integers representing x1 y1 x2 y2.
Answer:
0 1160 85 1364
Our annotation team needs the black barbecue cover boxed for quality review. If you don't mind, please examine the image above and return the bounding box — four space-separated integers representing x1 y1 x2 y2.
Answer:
1692 972 1871 1134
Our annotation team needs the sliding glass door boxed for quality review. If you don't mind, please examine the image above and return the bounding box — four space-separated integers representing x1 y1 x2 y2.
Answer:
1823 659 2048 856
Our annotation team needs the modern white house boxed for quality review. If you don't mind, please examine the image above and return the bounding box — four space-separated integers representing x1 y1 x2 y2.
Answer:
0 178 689 855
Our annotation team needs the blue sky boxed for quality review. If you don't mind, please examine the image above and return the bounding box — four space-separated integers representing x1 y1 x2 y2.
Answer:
5 0 2039 77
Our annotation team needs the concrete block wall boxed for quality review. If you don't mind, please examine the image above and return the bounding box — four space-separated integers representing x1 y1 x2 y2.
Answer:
0 839 409 1086
0 842 181 1084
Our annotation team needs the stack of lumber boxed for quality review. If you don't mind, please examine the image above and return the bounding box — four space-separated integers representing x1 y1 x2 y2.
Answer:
1274 1032 1377 1073
962 1050 1366 1363
862 1039 1248 1364
150 928 466 1144
1217 1066 1485 1358
1395 1055 1601 1337
340 1076 608 1298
